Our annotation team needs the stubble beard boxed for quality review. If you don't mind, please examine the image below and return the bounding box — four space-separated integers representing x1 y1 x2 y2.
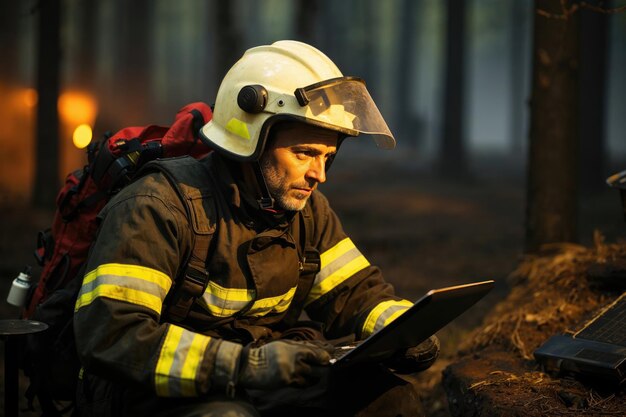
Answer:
259 157 310 212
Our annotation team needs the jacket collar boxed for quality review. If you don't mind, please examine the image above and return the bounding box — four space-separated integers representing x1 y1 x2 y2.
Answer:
209 153 295 230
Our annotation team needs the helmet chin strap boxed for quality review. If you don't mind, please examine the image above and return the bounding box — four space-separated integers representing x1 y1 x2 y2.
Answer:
253 161 276 211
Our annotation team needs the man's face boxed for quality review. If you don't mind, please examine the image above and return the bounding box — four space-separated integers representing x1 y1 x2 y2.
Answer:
259 123 339 211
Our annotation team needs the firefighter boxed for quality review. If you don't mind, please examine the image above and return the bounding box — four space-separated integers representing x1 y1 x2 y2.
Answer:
74 40 439 417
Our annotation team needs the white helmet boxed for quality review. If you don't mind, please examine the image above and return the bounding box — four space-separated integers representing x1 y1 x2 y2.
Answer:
200 40 395 161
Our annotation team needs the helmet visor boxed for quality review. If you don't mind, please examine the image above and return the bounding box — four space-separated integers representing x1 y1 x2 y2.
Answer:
294 77 395 150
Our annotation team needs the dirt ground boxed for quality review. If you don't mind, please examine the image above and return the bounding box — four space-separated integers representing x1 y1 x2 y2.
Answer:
443 238 626 416
0 153 624 416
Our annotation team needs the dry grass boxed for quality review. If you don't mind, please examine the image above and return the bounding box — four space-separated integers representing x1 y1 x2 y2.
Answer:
463 231 626 359
444 231 626 416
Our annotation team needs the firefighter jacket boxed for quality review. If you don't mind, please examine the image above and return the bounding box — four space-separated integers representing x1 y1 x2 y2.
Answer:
73 152 412 398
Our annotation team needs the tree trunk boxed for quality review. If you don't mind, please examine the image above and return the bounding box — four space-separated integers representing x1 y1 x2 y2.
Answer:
115 0 154 124
510 0 528 155
319 0 336 62
439 0 468 178
295 0 319 45
75 1 98 90
33 0 61 208
0 1 20 84
214 1 243 81
396 0 419 149
525 0 581 252
579 5 608 194
328 0 351 71
360 0 378 90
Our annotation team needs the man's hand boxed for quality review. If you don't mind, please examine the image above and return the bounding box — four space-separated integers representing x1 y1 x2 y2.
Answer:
384 335 440 374
238 340 331 390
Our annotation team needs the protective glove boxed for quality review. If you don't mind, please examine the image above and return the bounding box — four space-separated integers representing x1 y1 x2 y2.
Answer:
383 335 440 374
212 339 331 396
240 339 331 389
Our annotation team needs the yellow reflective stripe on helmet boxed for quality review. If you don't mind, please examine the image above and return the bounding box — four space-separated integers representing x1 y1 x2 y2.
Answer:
225 118 251 140
200 281 297 318
361 299 413 338
305 238 370 305
155 325 212 397
75 263 172 314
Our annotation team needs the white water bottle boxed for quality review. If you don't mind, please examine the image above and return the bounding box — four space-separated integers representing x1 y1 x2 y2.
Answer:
7 266 33 308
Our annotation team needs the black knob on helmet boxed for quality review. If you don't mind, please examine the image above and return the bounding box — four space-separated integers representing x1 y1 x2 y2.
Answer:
237 85 268 114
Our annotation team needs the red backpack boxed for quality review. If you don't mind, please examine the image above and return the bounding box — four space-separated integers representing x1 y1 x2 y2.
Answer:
21 102 213 415
25 102 213 317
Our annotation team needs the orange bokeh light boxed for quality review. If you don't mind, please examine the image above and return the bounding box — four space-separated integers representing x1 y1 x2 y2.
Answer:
72 123 93 149
22 88 38 108
57 90 98 150
58 91 98 127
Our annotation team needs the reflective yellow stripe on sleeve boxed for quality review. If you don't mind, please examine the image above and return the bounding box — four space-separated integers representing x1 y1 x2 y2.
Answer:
155 324 212 397
361 299 413 338
75 263 172 315
305 238 370 305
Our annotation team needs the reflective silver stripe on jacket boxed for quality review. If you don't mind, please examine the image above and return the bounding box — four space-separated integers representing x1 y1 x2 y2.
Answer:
361 299 413 338
154 324 212 397
306 238 369 305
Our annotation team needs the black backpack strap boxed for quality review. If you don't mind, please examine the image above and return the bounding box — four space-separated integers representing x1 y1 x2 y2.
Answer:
281 204 320 327
300 204 320 276
137 156 216 323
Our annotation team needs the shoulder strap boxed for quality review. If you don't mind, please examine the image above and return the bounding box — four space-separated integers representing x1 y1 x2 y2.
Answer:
300 204 320 275
137 156 216 323
281 203 320 327
137 157 320 327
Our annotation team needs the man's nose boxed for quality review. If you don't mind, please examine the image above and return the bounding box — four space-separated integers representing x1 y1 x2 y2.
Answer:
307 157 327 184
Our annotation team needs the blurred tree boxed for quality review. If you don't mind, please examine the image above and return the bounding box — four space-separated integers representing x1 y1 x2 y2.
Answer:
321 0 350 70
0 1 20 85
214 1 243 80
525 0 580 252
74 2 97 90
396 0 421 151
114 0 154 124
361 0 378 85
439 0 469 178
295 0 319 44
33 0 61 208
243 1 261 47
579 4 608 194
349 0 378 90
510 0 529 155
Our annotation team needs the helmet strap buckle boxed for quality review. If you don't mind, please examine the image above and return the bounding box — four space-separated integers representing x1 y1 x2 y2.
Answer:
257 196 276 211
253 161 276 211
